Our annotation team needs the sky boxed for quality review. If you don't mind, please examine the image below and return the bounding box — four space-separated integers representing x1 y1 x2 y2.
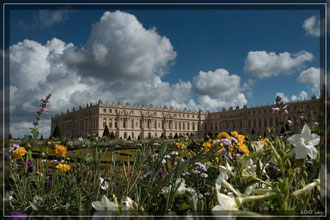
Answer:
8 7 323 138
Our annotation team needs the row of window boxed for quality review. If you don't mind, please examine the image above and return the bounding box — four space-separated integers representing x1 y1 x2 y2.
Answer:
102 108 197 118
102 118 197 131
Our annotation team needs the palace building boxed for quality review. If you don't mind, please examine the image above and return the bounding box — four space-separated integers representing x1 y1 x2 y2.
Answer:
51 96 320 139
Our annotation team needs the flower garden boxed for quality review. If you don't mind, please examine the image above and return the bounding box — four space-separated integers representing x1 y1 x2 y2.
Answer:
3 95 327 218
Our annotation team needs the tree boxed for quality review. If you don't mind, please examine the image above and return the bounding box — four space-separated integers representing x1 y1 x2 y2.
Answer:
160 133 164 139
52 124 62 138
174 133 178 139
8 133 12 140
138 135 141 140
102 125 110 137
127 135 131 141
110 131 115 139
40 134 43 140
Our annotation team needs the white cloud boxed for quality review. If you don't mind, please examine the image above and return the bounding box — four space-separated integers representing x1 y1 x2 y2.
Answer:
63 10 176 81
302 15 320 37
242 79 256 97
297 67 320 95
192 68 248 110
244 50 313 78
39 10 71 27
276 91 308 103
8 11 186 138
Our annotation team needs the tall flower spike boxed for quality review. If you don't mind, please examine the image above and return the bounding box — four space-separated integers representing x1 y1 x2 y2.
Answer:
287 124 320 160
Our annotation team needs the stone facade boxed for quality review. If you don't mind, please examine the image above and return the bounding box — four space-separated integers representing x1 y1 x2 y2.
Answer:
51 96 320 139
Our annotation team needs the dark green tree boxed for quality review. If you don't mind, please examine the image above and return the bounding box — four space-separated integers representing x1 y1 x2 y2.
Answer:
40 134 43 140
8 133 13 140
110 131 115 139
138 135 141 140
174 133 178 139
52 124 62 138
102 125 111 137
127 136 131 141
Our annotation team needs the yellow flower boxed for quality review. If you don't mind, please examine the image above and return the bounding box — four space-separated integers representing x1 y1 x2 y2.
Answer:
260 139 269 148
57 163 70 172
175 142 186 150
229 145 235 153
216 146 225 154
12 147 26 159
203 142 211 149
36 171 40 175
237 135 245 144
52 144 67 157
238 143 250 155
217 132 230 140
230 131 239 139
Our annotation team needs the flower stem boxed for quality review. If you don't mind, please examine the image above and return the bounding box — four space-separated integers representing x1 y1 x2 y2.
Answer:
291 179 320 197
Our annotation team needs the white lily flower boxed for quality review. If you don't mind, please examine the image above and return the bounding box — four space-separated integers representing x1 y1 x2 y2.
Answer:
100 177 109 190
252 141 264 152
175 178 186 195
212 185 238 211
121 196 134 211
92 195 118 211
287 124 320 160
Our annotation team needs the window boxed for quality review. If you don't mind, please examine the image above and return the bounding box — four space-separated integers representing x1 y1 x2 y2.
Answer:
109 109 112 113
131 120 134 128
103 108 106 113
136 122 138 127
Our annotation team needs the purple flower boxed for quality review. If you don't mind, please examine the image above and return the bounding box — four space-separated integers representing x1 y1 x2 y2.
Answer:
171 151 179 156
152 153 158 158
200 173 208 178
10 210 27 220
224 155 229 160
101 173 106 178
193 170 200 174
164 155 171 159
10 143 20 153
161 159 166 164
221 138 232 146
183 171 191 176
51 159 57 164
41 159 47 163
45 178 52 187
27 160 34 173
158 170 165 176
230 137 237 143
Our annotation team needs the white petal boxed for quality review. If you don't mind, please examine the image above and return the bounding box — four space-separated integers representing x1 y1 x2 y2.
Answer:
309 134 320 146
216 188 237 210
301 124 311 140
287 134 302 147
101 195 111 206
212 205 225 211
92 201 105 211
307 144 318 160
295 145 309 159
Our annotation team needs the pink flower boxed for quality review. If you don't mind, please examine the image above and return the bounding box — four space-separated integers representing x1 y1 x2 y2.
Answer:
41 98 44 102
288 120 293 127
284 110 289 115
272 107 280 113
283 105 287 109
39 108 43 112
315 122 319 128
300 116 304 120
44 109 48 113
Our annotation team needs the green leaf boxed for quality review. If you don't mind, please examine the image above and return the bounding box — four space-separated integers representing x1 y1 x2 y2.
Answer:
241 179 259 194
178 202 191 211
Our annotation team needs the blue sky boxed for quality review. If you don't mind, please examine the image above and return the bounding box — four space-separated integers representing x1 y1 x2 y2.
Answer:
9 8 323 137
